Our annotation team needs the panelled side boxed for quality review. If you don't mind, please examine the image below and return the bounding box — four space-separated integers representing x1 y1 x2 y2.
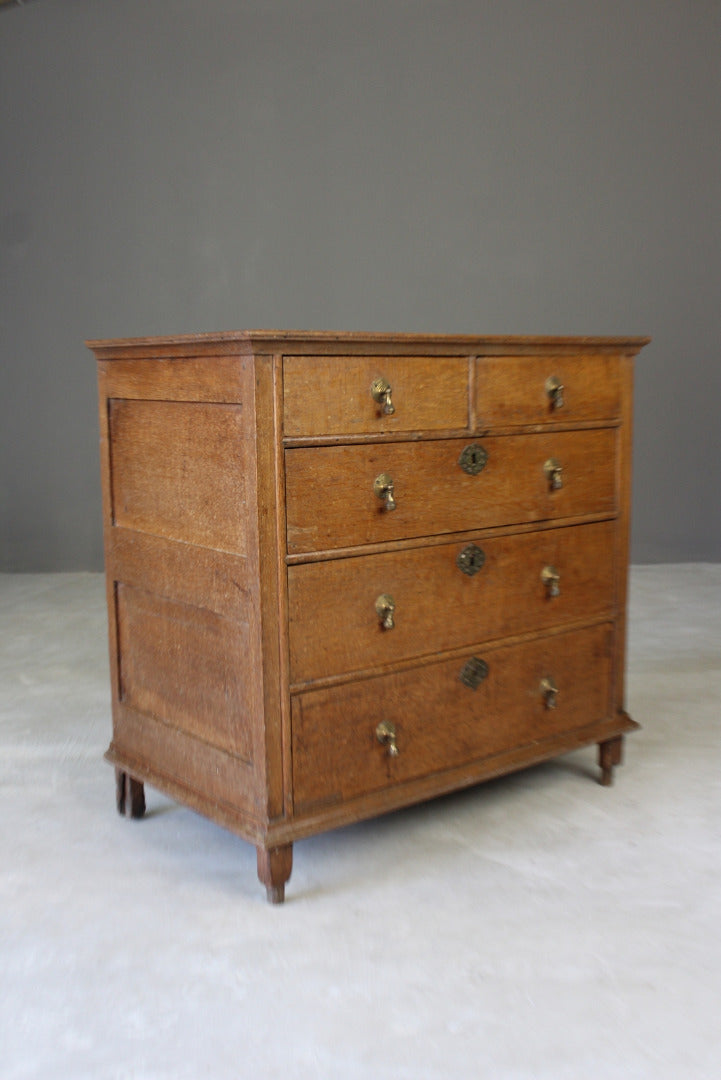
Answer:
95 352 268 830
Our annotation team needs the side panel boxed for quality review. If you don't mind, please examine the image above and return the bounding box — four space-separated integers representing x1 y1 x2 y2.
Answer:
109 398 249 553
116 584 253 762
96 353 267 825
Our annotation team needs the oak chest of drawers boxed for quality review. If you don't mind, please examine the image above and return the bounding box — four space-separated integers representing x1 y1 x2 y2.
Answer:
89 331 649 902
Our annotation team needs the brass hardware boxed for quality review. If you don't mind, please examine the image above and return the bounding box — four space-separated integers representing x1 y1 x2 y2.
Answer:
545 375 565 409
375 594 396 630
371 377 395 415
544 458 563 491
373 472 396 511
456 543 485 577
459 442 488 476
541 565 561 597
376 720 399 757
459 656 489 690
540 676 559 709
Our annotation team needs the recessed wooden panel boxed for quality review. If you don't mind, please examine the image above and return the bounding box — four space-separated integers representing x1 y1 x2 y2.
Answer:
474 354 621 426
109 399 249 552
99 355 249 403
285 429 617 554
117 584 253 763
288 520 616 683
110 702 260 819
292 623 613 810
283 356 469 436
109 528 253 621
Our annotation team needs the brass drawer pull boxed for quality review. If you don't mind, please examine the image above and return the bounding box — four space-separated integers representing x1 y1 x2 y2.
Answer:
373 472 396 510
459 442 488 475
459 656 489 690
545 375 565 410
375 594 396 630
541 565 561 597
544 458 563 491
540 676 559 709
376 720 399 757
456 543 485 577
371 377 395 415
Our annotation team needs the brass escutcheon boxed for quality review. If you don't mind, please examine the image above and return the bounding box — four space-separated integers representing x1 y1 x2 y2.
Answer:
459 443 488 476
371 377 395 416
545 375 565 410
456 543 486 577
373 472 396 510
376 720 400 757
459 656 489 690
375 593 396 630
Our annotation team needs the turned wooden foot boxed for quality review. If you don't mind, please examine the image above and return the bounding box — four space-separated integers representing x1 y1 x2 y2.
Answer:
598 736 624 787
115 768 146 818
257 844 293 904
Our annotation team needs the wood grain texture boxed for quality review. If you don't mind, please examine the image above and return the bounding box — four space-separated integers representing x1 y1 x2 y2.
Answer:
283 355 469 436
285 428 617 554
248 354 290 821
117 584 254 762
98 355 249 402
610 356 635 722
110 528 251 620
288 519 616 683
109 399 249 552
256 844 293 904
270 710 639 845
89 331 648 901
88 330 650 360
292 623 613 811
474 354 621 426
109 702 260 819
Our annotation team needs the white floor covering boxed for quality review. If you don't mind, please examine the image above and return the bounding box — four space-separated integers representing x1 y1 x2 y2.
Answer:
1 565 720 1079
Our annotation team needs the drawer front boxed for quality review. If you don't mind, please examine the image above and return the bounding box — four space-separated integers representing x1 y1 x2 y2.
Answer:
283 356 468 436
474 354 622 426
285 429 616 554
292 623 613 810
288 520 616 683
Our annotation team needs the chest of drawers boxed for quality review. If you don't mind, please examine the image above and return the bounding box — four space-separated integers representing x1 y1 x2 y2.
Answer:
89 331 649 902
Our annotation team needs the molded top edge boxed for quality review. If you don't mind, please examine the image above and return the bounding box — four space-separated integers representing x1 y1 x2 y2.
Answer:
87 329 651 358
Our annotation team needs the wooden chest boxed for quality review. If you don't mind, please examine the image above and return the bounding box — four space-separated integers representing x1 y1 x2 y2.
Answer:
89 331 649 902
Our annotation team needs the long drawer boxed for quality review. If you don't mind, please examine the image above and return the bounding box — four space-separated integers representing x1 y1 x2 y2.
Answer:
285 428 617 554
288 520 616 683
292 623 613 810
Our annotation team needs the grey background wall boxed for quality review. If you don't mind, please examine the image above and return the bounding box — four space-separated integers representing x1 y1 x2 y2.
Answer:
1 0 719 570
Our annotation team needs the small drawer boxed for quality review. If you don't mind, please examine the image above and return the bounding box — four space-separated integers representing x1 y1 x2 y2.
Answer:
288 520 616 683
292 623 613 810
285 429 617 554
474 355 622 427
283 355 468 437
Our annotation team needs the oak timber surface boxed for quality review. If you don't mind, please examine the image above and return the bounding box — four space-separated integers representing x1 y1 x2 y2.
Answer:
89 331 648 901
